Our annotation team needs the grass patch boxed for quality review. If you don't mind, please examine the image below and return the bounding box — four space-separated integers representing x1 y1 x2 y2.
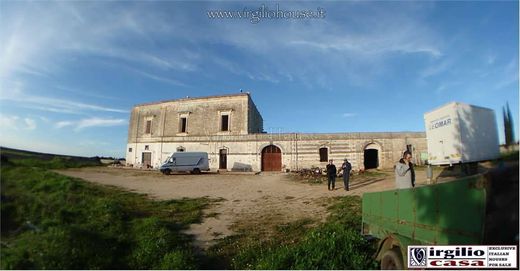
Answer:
0 152 211 269
1 147 103 169
500 150 519 161
10 156 102 169
207 196 378 270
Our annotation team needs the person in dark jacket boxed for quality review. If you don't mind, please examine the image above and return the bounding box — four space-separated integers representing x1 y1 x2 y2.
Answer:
341 159 352 191
326 159 337 191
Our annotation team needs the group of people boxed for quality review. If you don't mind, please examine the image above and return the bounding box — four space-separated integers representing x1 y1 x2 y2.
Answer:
324 150 416 191
325 159 351 191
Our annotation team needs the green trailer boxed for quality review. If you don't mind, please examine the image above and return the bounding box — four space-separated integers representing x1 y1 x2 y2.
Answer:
362 164 518 269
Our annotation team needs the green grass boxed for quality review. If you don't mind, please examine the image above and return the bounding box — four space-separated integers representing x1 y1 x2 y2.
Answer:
1 149 378 269
500 150 519 161
9 156 102 169
1 147 103 169
207 196 379 270
1 152 210 269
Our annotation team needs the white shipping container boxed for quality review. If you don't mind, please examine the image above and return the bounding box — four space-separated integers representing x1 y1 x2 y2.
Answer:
424 102 500 165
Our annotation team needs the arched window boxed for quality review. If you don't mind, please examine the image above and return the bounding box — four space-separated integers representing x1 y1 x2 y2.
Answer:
319 147 328 162
177 146 185 152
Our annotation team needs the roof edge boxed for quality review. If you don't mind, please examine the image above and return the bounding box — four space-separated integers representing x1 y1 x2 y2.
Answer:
134 93 250 107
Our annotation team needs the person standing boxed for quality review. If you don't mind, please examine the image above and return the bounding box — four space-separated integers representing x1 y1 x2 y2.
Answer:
395 151 415 189
326 159 337 191
341 159 352 191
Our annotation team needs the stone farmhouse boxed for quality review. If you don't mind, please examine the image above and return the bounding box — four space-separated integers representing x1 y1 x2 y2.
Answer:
126 93 427 171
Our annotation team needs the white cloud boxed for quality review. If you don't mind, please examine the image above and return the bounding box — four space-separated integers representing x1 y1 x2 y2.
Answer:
75 118 127 130
342 113 357 118
0 1 445 92
38 116 50 123
24 118 36 130
289 34 441 58
0 2 194 87
119 64 188 87
55 121 74 128
55 117 127 131
0 115 37 131
419 59 452 79
0 115 20 129
0 81 127 114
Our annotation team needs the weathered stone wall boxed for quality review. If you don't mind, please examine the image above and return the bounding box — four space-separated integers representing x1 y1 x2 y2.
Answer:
247 97 263 133
128 94 257 140
125 132 427 171
126 94 427 171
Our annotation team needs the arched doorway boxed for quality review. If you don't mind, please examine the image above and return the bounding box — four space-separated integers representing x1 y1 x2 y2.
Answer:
364 143 381 169
261 145 282 171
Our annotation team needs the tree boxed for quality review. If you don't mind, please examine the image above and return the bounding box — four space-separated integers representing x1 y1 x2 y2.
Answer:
503 102 515 146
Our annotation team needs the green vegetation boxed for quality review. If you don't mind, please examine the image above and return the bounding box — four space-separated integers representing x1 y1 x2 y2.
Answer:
1 147 102 169
503 102 515 146
1 148 377 269
501 150 519 161
1 151 210 269
208 196 379 270
7 156 102 169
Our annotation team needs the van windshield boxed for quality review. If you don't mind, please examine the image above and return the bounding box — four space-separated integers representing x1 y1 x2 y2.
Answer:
164 157 174 163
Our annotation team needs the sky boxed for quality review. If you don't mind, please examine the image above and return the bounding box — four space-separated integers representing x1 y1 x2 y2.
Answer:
0 0 518 158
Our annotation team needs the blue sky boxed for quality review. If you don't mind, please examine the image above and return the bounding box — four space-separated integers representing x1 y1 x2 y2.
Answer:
0 1 518 158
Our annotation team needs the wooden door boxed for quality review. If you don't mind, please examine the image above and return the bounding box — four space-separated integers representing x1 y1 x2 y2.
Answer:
261 145 281 171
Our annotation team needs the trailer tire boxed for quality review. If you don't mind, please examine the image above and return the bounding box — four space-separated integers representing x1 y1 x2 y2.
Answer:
381 247 404 270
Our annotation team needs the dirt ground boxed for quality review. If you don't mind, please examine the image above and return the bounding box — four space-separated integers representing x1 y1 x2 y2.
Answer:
56 166 441 249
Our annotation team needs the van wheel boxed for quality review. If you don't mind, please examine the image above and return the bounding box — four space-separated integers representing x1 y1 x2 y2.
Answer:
192 168 201 174
381 247 404 270
163 169 171 175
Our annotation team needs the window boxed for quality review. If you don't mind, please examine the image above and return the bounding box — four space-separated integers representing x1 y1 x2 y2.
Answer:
319 147 328 162
145 145 149 151
221 115 229 131
145 120 152 134
218 110 232 133
128 148 132 152
179 117 187 133
177 146 185 152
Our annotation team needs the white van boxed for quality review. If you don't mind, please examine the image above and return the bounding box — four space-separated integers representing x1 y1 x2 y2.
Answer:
159 152 210 175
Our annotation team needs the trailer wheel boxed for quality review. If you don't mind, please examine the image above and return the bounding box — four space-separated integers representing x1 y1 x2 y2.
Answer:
381 247 404 270
192 168 201 174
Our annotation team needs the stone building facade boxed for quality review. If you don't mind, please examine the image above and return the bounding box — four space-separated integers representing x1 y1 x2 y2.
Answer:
126 93 427 171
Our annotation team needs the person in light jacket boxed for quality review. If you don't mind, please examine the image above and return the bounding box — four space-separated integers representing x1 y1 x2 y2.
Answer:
395 151 415 189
